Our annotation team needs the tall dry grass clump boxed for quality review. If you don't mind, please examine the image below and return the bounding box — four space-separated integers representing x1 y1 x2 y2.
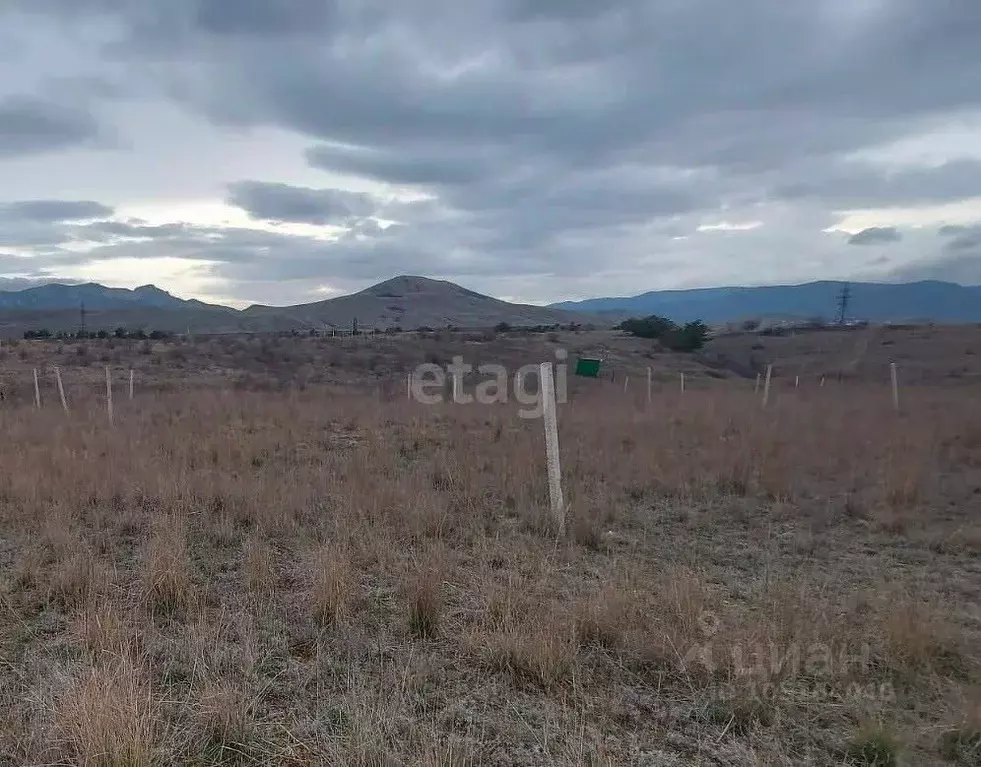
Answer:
142 516 194 616
310 543 354 626
48 545 113 610
53 655 159 766
573 581 641 652
242 533 276 596
70 602 130 659
406 561 443 639
881 596 966 678
484 615 579 691
193 679 258 760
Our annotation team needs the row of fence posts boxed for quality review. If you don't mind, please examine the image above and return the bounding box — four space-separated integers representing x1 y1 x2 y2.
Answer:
29 365 135 423
751 362 900 411
622 364 901 412
20 356 904 541
403 358 904 540
15 353 904 543
623 369 688 403
404 361 904 414
547 359 903 537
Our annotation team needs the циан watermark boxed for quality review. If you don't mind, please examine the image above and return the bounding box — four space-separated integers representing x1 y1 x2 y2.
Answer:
409 348 567 418
675 610 895 705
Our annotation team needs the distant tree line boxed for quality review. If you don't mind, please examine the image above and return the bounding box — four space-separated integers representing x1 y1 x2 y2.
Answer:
24 327 174 340
492 322 590 333
272 321 594 337
616 315 709 351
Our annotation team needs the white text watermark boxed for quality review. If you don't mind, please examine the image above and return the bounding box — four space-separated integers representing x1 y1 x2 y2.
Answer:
409 349 568 418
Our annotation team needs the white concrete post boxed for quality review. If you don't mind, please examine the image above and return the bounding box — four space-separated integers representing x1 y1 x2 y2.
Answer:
539 362 565 536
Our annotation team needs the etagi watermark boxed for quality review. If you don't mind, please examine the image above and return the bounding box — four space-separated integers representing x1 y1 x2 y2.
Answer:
409 349 567 419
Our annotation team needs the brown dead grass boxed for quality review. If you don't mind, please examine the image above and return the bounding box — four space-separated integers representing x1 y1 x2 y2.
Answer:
310 543 355 627
406 563 443 640
53 655 159 766
242 533 276 596
142 517 195 617
70 602 130 659
0 366 979 764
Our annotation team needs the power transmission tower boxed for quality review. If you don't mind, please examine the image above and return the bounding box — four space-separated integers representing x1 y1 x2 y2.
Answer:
79 302 86 337
836 283 851 325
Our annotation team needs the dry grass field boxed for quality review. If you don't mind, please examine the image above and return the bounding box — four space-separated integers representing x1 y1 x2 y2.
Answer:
705 324 981 386
1 332 980 765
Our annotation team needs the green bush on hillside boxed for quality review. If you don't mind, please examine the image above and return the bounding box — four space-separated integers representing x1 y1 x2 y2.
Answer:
616 315 709 351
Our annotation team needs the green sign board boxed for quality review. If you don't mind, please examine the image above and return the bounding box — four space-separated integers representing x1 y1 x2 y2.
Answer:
575 357 602 378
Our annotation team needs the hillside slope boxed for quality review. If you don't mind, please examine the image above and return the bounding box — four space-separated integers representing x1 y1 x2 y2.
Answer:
551 280 981 323
0 276 595 335
243 275 591 330
0 282 222 312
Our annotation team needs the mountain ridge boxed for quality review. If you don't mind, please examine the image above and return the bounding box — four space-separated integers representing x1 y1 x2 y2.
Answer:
0 276 593 336
549 279 981 324
3 277 981 337
0 282 224 312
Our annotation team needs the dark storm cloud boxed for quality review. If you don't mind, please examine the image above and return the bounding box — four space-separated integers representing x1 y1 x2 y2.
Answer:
15 1 981 163
0 200 114 222
156 0 981 271
0 200 114 250
305 143 502 187
36 210 587 287
192 0 334 37
6 0 981 299
890 252 981 285
939 225 972 237
772 159 981 209
10 0 336 41
941 226 981 253
502 0 627 21
889 223 981 284
43 0 979 162
225 181 379 225
0 95 101 157
848 227 902 246
79 219 190 240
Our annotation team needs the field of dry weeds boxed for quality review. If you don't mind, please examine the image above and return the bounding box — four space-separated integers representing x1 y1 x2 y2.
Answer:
1 338 980 765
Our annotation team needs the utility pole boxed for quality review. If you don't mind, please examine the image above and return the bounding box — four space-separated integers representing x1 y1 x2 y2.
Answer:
835 283 851 325
79 301 86 338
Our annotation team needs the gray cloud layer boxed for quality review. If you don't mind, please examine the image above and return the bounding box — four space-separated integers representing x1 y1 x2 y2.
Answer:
226 181 379 226
939 224 981 252
0 95 102 157
0 200 113 222
2 0 981 303
848 227 902 246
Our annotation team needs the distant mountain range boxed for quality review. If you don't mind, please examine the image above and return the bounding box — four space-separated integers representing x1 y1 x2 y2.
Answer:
0 283 212 312
2 277 979 337
550 280 981 324
0 276 592 336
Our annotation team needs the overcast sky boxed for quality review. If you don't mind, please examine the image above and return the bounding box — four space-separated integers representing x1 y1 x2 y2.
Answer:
2 1 980 308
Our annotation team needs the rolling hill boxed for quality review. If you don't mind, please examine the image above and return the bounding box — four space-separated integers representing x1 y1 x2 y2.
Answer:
550 280 981 324
242 276 589 330
0 276 594 336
